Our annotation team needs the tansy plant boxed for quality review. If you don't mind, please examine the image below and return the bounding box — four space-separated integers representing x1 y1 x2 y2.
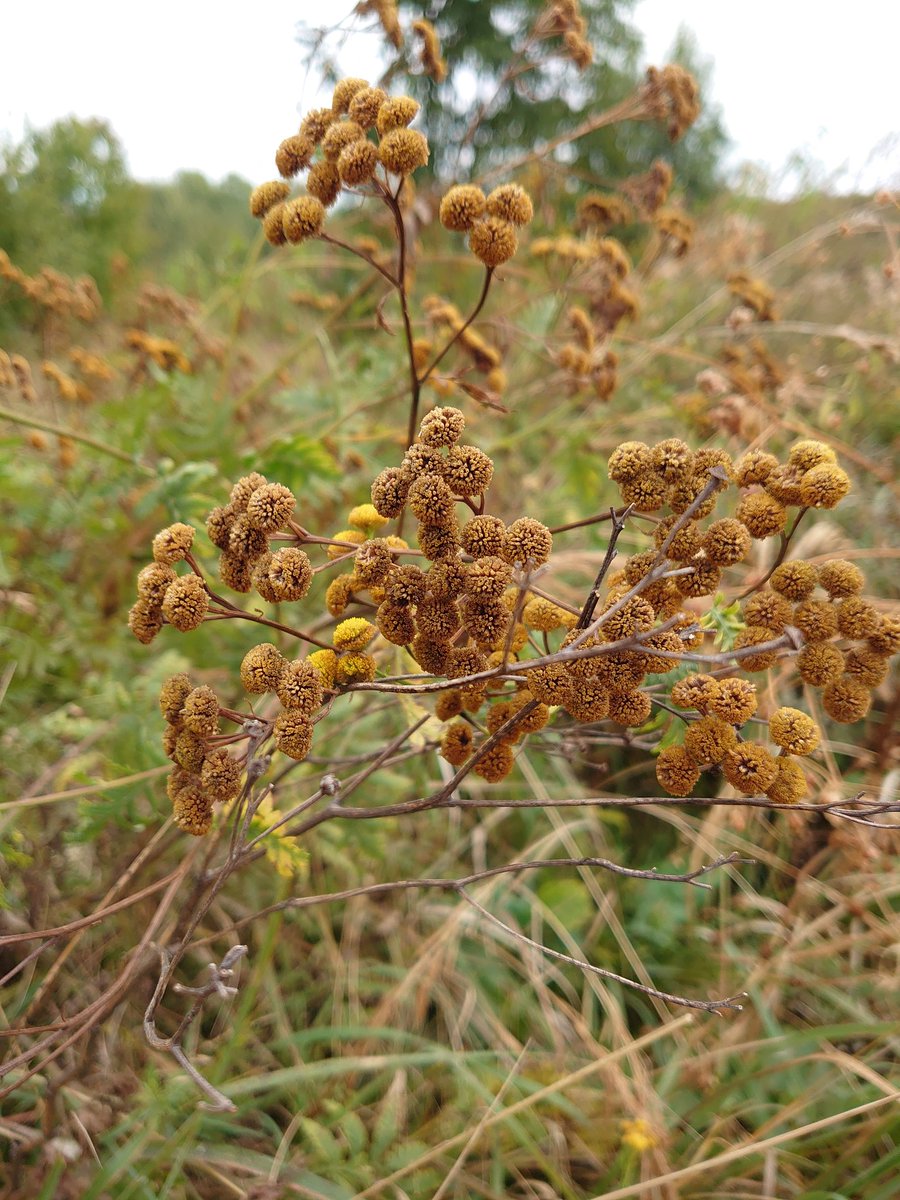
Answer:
117 17 899 1111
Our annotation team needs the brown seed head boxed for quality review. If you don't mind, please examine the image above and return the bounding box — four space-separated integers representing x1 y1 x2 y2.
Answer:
793 599 838 643
172 782 214 836
348 86 387 128
417 520 460 561
376 600 416 645
332 77 369 114
230 473 268 511
684 715 738 764
671 673 721 713
410 635 452 674
765 757 807 804
770 560 818 601
268 547 313 601
159 673 193 724
708 677 757 725
408 473 455 525
306 160 342 207
736 492 787 539
743 589 793 632
704 518 751 566
275 134 315 177
468 217 517 267
818 559 864 598
152 523 195 565
656 746 701 796
565 678 611 723
161 575 209 631
868 614 900 657
473 741 515 782
181 686 219 737
439 185 487 232
206 504 237 551
734 449 779 488
843 646 890 688
722 744 778 794
379 128 429 174
273 710 314 760
465 556 513 600
460 597 511 650
219 551 253 593
823 675 872 723
299 107 335 144
733 625 781 671
651 438 694 483
276 660 324 714
461 515 506 559
675 559 721 598
440 720 474 766
800 465 851 509
228 515 269 563
769 707 820 755
426 559 468 600
797 642 844 687
201 749 242 804
250 180 291 217
419 405 466 447
376 95 420 134
385 563 427 606
282 196 325 244
137 562 177 605
835 596 878 639
338 139 378 185
486 184 534 226
240 643 286 694
246 483 296 533
608 689 652 727
503 518 552 568
370 466 410 518
789 439 836 472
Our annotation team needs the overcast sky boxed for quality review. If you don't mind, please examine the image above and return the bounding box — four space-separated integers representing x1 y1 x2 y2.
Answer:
2 1 898 194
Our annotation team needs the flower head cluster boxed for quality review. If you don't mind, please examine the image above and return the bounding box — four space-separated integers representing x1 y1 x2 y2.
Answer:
158 675 241 834
440 182 534 268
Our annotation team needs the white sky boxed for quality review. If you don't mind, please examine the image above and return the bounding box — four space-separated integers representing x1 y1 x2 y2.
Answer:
2 1 898 194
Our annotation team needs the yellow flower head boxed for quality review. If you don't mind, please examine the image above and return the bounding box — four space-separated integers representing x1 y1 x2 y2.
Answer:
333 617 377 651
348 503 390 532
621 1118 657 1154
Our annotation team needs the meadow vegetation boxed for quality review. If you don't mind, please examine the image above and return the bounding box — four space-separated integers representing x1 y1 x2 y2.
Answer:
1 4 898 1197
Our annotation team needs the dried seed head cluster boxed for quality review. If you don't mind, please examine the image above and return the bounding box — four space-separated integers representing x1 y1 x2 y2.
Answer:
440 183 534 269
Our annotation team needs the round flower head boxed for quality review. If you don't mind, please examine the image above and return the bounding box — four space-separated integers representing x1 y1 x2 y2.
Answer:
620 471 668 515
671 674 721 712
522 597 575 633
250 180 290 218
376 95 420 135
376 600 416 645
426 559 468 600
230 473 268 510
435 689 463 721
402 443 446 482
638 629 684 672
228 515 269 563
653 516 702 562
704 518 751 567
595 649 647 694
322 120 365 162
419 405 466 447
326 529 366 560
353 539 393 586
159 673 193 724
844 646 890 688
263 204 288 245
416 595 461 642
128 600 162 644
282 197 325 244
172 782 214 837
332 77 369 115
765 757 807 804
273 711 314 760
486 184 534 226
868 614 900 656
789 439 836 472
275 134 314 177
800 465 851 509
338 139 378 185
333 617 377 651
526 662 573 707
608 689 652 727
219 551 253 593
152 523 195 565
461 597 511 650
709 677 757 725
240 642 285 693
668 475 717 520
693 448 733 485
733 625 781 671
346 504 389 533
836 596 878 639
408 473 455 525
734 449 779 488
737 492 787 539
722 744 778 794
307 160 342 207
503 518 552 568
744 589 793 632
443 445 494 496
823 675 871 723
565 678 610 723
465 556 512 600
461 515 506 559
161 575 209 632
266 547 312 601
439 185 486 232
440 720 474 766
174 730 206 772
299 107 335 144
379 128 429 175
181 686 220 738
473 741 515 782
385 563 427 606
307 648 339 688
797 642 844 686
764 464 805 507
601 595 655 640
137 562 176 605
793 599 838 643
348 86 387 129
771 560 818 601
818 559 864 598
411 635 452 674
676 559 721 599
325 573 355 617
246 483 296 533
418 520 460 561
371 466 410 518
276 660 324 714
683 715 738 764
201 749 242 804
206 503 237 551
608 441 652 484
334 653 377 684
651 438 694 483
769 707 820 755
468 217 517 267
656 746 701 796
